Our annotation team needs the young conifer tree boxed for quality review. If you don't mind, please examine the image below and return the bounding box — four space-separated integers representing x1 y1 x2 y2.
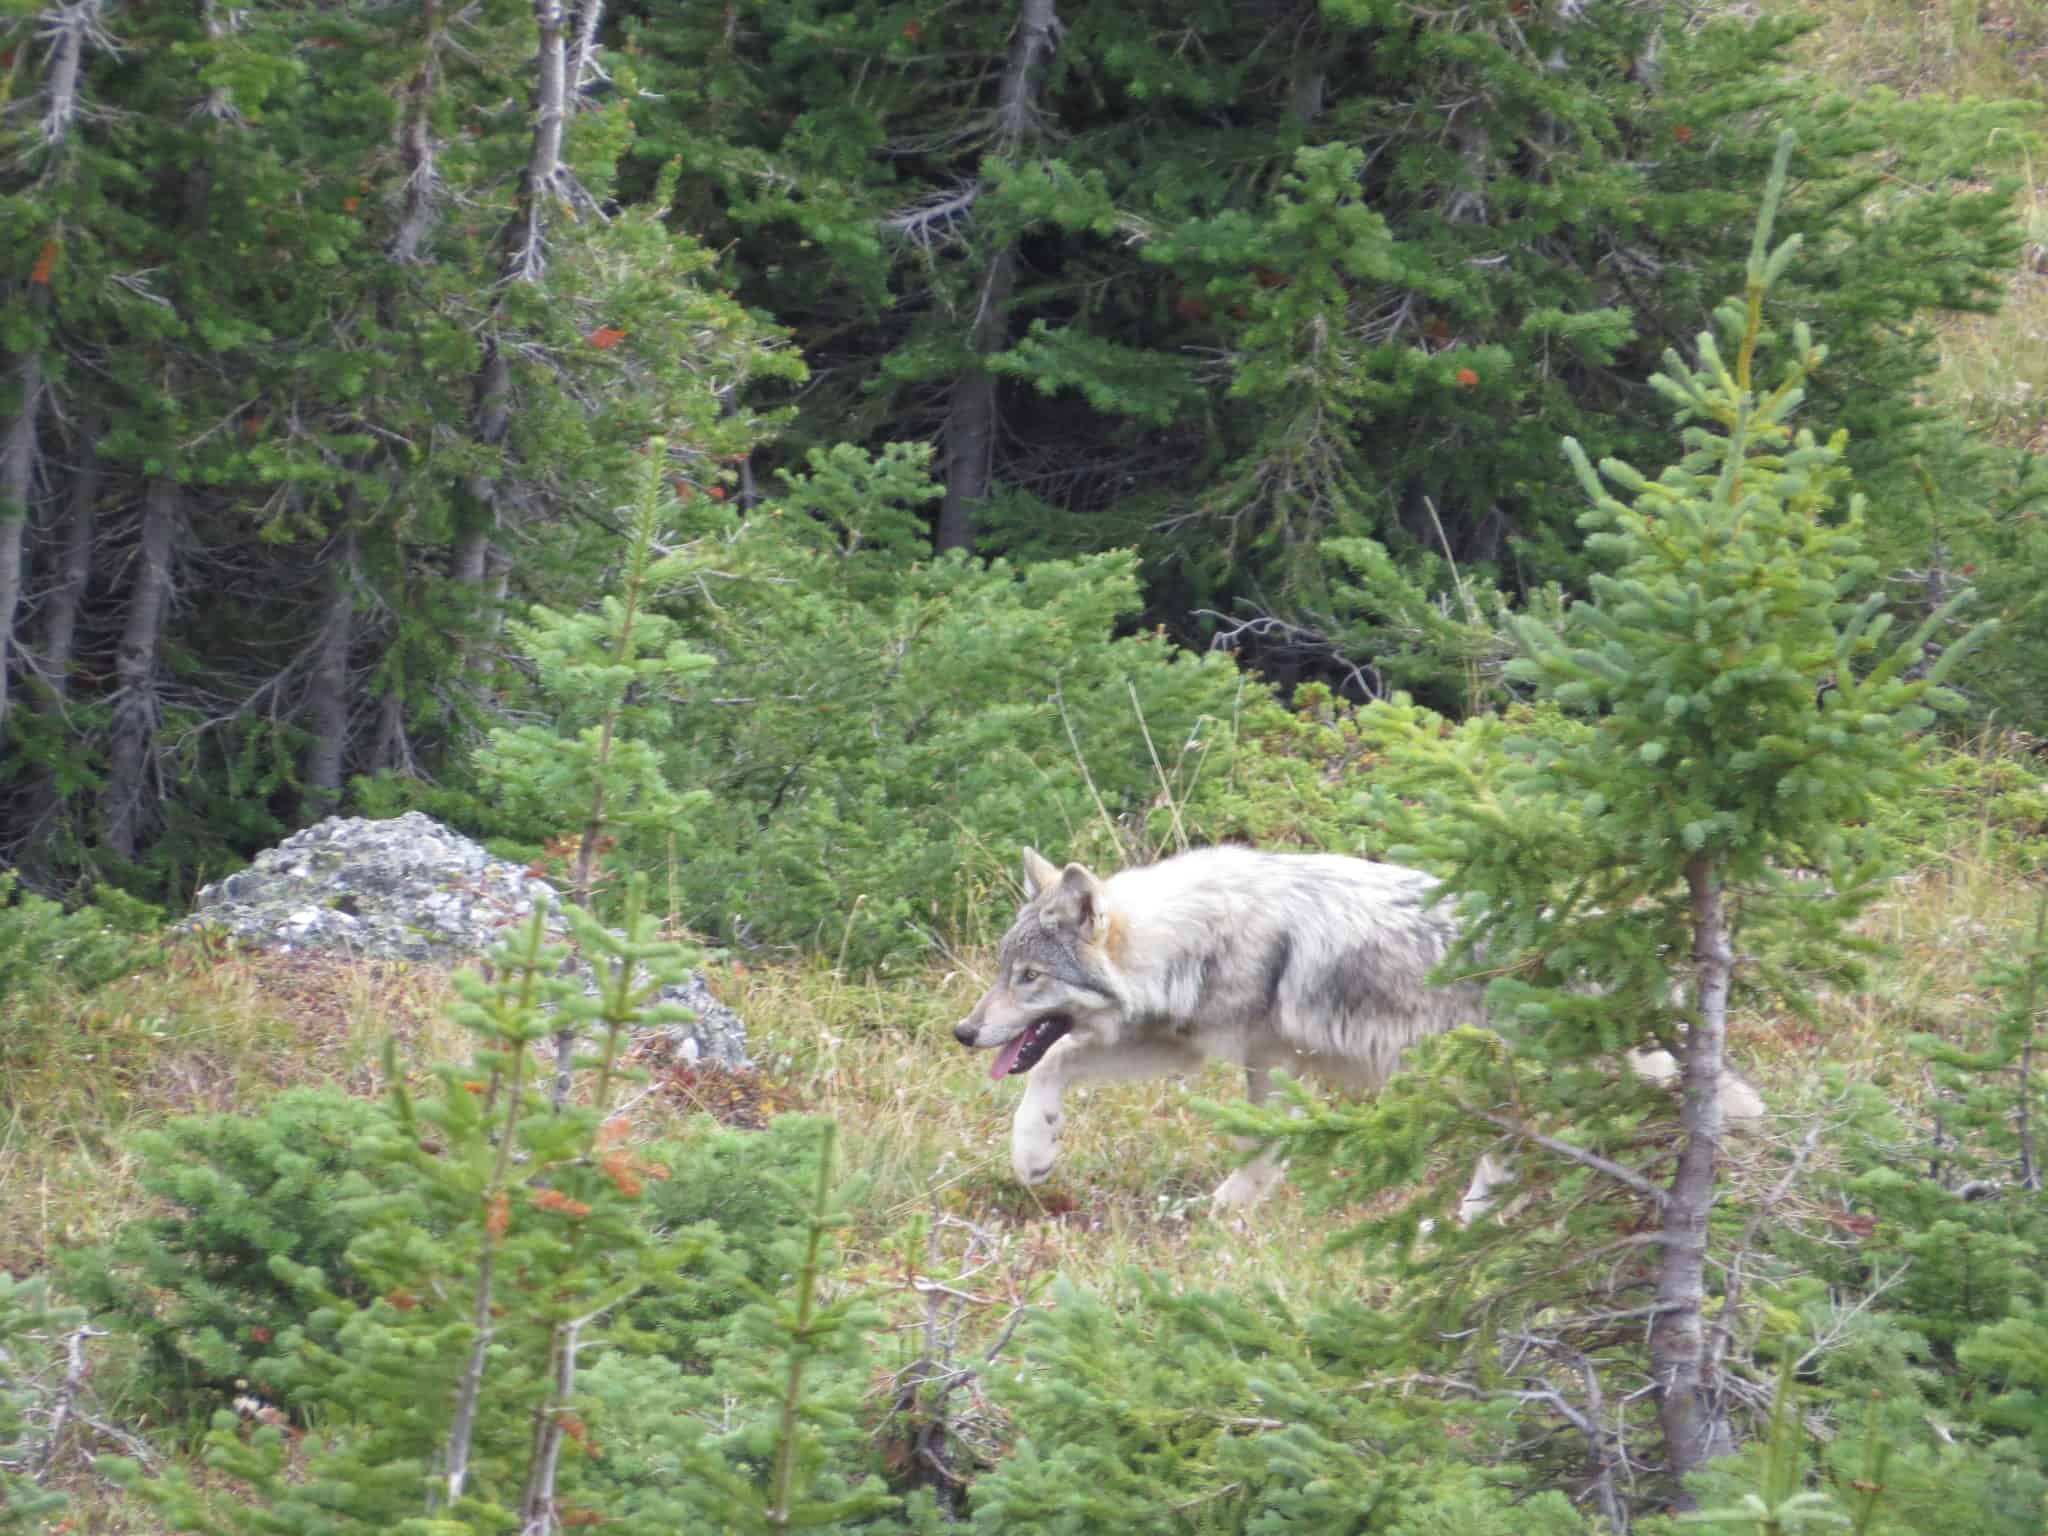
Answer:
1496 131 1990 1491
109 881 891 1533
477 439 717 911
0 1274 84 1531
1914 891 2048 1197
475 439 718 1102
1249 132 1994 1515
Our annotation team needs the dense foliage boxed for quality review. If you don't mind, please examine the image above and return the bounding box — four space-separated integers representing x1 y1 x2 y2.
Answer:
3 0 2036 928
8 1 2048 1532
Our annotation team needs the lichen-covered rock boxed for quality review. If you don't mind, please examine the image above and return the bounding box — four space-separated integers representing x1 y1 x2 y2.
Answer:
185 812 747 1068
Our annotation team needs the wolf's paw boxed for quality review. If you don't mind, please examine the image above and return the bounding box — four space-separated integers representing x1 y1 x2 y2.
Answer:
1011 1118 1061 1186
1010 1092 1065 1186
1012 1147 1058 1185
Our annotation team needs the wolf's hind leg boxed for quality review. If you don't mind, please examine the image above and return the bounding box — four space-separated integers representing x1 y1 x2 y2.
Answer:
1211 1148 1287 1210
1211 1063 1290 1212
1009 1036 1202 1187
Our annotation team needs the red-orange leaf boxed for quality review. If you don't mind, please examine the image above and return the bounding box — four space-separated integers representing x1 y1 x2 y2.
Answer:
532 1188 593 1219
588 325 627 349
29 240 58 285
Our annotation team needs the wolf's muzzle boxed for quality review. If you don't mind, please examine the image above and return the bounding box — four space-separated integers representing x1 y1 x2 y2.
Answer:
953 1020 978 1046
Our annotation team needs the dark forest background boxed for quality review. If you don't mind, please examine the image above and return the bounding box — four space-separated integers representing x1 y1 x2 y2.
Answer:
5 0 2044 948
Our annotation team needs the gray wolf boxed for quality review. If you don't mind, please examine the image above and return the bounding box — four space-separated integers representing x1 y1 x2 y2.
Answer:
955 845 1761 1211
954 845 1485 1208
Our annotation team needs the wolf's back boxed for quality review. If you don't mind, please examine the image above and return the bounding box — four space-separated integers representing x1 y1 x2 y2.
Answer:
1102 847 1484 1086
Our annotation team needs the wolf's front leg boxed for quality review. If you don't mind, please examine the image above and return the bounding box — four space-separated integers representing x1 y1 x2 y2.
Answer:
1211 1149 1287 1211
1010 1066 1068 1186
1009 1036 1205 1187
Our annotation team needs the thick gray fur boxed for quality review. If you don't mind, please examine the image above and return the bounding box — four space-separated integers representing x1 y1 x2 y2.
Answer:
955 845 1488 1208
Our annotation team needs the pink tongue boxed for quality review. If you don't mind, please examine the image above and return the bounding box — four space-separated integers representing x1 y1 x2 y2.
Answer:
990 1028 1032 1080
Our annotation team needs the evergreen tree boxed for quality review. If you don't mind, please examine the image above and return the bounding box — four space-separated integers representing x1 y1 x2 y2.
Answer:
475 437 715 915
1245 132 1993 1511
1914 889 2048 1197
0 0 791 898
616 2 2019 698
112 883 893 1533
0 1272 83 1531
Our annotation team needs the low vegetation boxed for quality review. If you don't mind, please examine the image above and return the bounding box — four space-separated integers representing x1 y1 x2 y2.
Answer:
7 711 2047 1532
8 2 2048 1533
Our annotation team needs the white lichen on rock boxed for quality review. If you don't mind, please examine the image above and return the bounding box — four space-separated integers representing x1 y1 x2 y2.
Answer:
185 812 747 1067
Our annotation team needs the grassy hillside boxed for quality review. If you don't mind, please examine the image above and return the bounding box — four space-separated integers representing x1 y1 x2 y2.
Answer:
9 733 2046 1529
10 6 2048 1530
1774 0 2048 449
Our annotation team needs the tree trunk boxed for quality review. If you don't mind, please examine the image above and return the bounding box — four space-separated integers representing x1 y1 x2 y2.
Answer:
0 346 38 736
390 0 443 265
304 529 357 806
566 0 604 108
0 246 55 734
518 1319 582 1532
936 248 1015 554
1649 854 1736 1496
934 0 1059 555
503 0 569 286
37 424 99 701
372 684 414 776
13 429 101 875
103 478 178 859
453 0 573 638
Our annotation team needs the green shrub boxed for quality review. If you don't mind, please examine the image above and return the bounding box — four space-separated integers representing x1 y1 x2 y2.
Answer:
628 1114 838 1364
969 1277 1593 1535
0 872 158 1007
112 890 897 1532
0 1273 82 1531
58 1087 389 1415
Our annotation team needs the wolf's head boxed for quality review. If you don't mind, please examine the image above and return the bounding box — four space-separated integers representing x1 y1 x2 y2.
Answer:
955 849 1123 1079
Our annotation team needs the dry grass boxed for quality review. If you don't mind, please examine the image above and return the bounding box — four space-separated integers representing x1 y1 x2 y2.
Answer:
709 958 1392 1307
1932 181 2048 449
1762 0 2048 447
0 944 463 1270
8 747 2044 1523
1772 0 2048 104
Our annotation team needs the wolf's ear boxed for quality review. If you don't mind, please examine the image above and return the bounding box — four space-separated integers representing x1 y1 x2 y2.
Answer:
1048 862 1109 942
1021 847 1061 900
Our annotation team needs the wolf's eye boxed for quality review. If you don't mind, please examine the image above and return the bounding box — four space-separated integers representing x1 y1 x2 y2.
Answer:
1016 967 1040 986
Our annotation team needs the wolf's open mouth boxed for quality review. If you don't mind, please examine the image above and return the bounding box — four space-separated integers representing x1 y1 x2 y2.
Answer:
989 1016 1072 1080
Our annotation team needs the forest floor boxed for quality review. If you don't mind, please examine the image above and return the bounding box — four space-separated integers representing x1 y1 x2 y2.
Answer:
16 4 2048 1525
11 737 2047 1529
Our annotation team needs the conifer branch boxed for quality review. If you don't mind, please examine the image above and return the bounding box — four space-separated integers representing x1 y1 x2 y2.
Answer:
442 906 548 1509
767 1122 838 1527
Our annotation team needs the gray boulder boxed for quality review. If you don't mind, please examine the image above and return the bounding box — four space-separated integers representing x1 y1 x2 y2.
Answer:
185 812 747 1068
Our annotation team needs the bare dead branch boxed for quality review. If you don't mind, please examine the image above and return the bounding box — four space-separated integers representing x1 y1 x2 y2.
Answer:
882 183 983 249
